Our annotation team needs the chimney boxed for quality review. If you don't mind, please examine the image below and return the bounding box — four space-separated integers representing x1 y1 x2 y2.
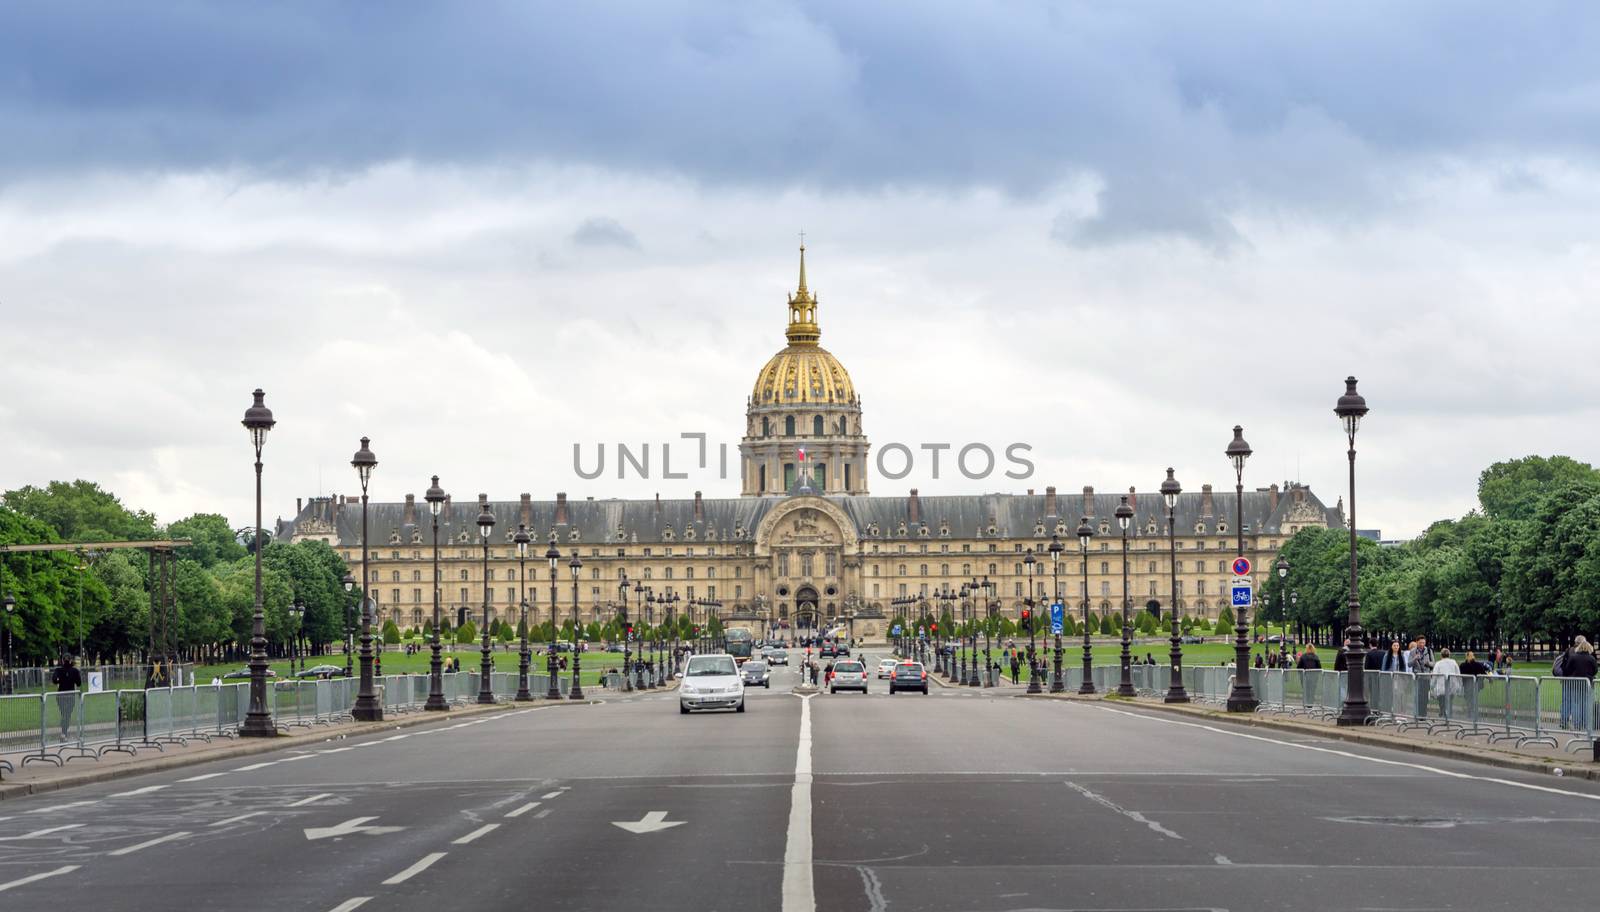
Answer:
908 488 921 525
694 490 704 522
296 497 303 514
1045 486 1057 518
1201 484 1215 517
1269 483 1280 511
1127 485 1137 513
444 493 452 515
520 493 532 527
654 492 660 514
1082 486 1095 518
404 493 416 525
556 492 569 525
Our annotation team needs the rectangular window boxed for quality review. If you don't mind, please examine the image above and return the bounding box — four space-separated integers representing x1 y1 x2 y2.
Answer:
413 588 421 602
506 587 515 604
898 583 908 597
735 585 742 598
1198 580 1206 595
871 583 880 597
1014 582 1023 596
708 586 716 599
1100 582 1109 596
390 588 399 604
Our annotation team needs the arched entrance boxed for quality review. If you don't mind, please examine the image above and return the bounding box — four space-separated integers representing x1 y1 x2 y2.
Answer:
795 586 819 641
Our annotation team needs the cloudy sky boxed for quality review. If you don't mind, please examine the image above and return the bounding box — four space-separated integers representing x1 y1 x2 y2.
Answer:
1 1 1597 538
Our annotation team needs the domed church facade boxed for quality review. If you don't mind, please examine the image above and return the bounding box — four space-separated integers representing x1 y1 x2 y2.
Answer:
284 248 1342 640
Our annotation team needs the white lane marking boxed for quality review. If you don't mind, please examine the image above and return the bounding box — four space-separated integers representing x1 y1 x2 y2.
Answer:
209 812 266 827
108 831 191 856
1093 704 1600 803
178 773 227 782
783 693 816 912
540 791 564 799
280 755 314 763
504 802 540 818
109 785 168 798
233 762 276 771
382 852 447 885
0 865 80 893
533 808 554 819
0 824 83 840
288 793 333 807
25 801 96 814
612 811 686 834
381 735 409 742
453 823 499 844
1064 781 1183 840
327 898 371 912
317 747 353 755
1215 854 1234 865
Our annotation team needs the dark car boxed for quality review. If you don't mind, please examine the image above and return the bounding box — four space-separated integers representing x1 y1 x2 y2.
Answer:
889 661 928 695
834 643 850 657
819 644 837 658
741 661 771 688
222 667 277 679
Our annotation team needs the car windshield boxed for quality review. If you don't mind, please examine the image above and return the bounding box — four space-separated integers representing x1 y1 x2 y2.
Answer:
744 663 767 673
895 664 923 674
772 650 786 657
835 662 863 672
685 656 737 676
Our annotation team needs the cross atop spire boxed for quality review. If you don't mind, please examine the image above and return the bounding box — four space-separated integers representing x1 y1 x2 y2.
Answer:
785 239 819 345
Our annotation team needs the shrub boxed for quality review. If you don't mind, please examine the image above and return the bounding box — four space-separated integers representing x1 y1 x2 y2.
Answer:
1215 606 1235 631
456 621 477 644
1100 614 1116 636
381 620 401 645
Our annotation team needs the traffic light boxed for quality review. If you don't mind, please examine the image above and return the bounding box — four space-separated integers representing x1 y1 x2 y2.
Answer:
930 623 938 635
1020 608 1031 633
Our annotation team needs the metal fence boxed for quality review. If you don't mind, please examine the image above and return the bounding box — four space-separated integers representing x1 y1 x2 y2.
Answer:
1 663 197 695
0 667 593 775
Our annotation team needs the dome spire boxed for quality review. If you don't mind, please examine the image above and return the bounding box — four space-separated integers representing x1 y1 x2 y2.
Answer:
785 237 820 345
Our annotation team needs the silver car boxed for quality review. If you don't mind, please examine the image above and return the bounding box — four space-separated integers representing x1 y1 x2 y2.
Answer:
679 654 746 714
829 660 868 694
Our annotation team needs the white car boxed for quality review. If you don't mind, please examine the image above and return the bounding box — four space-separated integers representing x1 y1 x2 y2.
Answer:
877 658 897 679
679 654 746 714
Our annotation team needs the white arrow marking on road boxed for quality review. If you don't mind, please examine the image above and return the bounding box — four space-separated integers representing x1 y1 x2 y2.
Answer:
304 817 406 841
611 811 685 834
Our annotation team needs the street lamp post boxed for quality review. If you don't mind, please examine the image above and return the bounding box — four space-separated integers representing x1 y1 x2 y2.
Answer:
545 538 562 700
239 389 278 737
1049 535 1065 693
640 583 654 688
1078 517 1095 694
1275 557 1290 664
476 497 496 705
1162 469 1189 703
348 436 383 723
568 555 584 699
1116 496 1136 697
341 571 355 679
1335 376 1371 726
424 477 449 710
288 601 304 676
1023 551 1041 693
1 593 14 695
514 524 533 702
617 571 632 693
1224 425 1259 712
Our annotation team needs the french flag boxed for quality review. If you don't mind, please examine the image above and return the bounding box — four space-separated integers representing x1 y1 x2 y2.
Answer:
797 446 807 462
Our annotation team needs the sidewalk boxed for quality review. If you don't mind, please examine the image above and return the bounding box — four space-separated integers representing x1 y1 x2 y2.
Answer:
0 697 594 801
1024 690 1600 781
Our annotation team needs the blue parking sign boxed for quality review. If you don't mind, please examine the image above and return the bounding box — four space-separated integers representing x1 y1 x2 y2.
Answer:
1230 581 1253 608
1049 602 1064 635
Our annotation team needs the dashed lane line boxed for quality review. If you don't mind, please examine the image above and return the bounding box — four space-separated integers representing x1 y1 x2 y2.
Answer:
25 801 96 814
209 812 266 827
108 831 191 856
327 898 371 912
540 791 564 799
0 865 80 893
505 802 540 818
453 823 499 844
533 808 554 819
0 824 83 841
233 761 277 771
288 793 334 807
109 785 169 798
382 852 447 885
178 773 228 782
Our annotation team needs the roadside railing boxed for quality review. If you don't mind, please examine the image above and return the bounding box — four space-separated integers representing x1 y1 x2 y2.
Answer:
0 668 585 776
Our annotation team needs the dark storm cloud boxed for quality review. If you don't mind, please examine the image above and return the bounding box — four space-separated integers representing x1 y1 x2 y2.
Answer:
1 1 1597 245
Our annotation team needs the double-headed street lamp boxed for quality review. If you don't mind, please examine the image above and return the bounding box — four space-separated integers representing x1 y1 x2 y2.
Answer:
1048 535 1064 693
1116 496 1136 697
1335 376 1371 726
545 537 562 700
568 555 584 699
424 477 449 710
514 524 533 702
1161 469 1189 703
348 436 383 723
1078 517 1095 694
475 496 496 705
1224 425 1259 712
239 389 277 737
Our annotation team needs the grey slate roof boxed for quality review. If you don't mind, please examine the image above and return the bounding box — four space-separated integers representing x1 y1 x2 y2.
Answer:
287 484 1341 548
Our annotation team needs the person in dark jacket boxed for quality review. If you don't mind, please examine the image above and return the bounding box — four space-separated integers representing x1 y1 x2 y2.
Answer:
1363 642 1386 671
1333 647 1348 672
1459 651 1492 676
1296 649 1323 670
1380 640 1408 672
51 656 82 739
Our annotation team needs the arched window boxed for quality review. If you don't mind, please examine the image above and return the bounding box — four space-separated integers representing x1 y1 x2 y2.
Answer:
785 416 796 436
898 564 907 576
813 415 824 436
762 416 770 436
919 563 928 576
759 465 767 491
940 562 949 576
664 568 674 580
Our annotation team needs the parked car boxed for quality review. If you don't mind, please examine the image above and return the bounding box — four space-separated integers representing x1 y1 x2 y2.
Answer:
741 661 771 688
889 661 928 695
768 649 789 666
835 643 851 657
294 664 346 679
1181 635 1205 644
877 658 897 679
679 654 745 714
829 660 868 694
223 668 277 679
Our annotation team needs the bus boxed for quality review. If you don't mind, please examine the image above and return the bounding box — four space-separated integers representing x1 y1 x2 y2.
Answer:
726 628 754 664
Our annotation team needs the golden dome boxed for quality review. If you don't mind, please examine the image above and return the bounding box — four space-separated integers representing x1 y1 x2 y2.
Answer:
750 245 859 407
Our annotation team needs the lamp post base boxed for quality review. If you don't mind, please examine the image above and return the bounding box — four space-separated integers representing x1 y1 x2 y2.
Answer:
239 710 277 737
546 652 562 700
1164 687 1190 704
516 647 532 701
351 697 384 723
1225 692 1259 713
569 652 584 700
1336 701 1369 726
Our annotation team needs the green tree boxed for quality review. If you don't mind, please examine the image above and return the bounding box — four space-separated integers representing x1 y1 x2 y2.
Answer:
456 621 477 644
498 623 514 643
1099 614 1115 635
1479 456 1600 522
1215 605 1234 630
3 480 157 542
382 619 401 645
169 513 247 567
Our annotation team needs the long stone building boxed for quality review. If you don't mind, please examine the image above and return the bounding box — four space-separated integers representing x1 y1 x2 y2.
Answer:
280 249 1342 639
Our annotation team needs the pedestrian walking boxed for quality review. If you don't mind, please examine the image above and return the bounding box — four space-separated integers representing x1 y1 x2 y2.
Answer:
51 655 82 740
1459 650 1491 676
1381 640 1407 672
1559 637 1597 730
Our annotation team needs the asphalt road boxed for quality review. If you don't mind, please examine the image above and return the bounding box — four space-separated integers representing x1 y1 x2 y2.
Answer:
3 650 1599 911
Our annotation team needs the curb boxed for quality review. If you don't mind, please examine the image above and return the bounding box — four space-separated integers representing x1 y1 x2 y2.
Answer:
0 698 597 802
1022 692 1599 781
